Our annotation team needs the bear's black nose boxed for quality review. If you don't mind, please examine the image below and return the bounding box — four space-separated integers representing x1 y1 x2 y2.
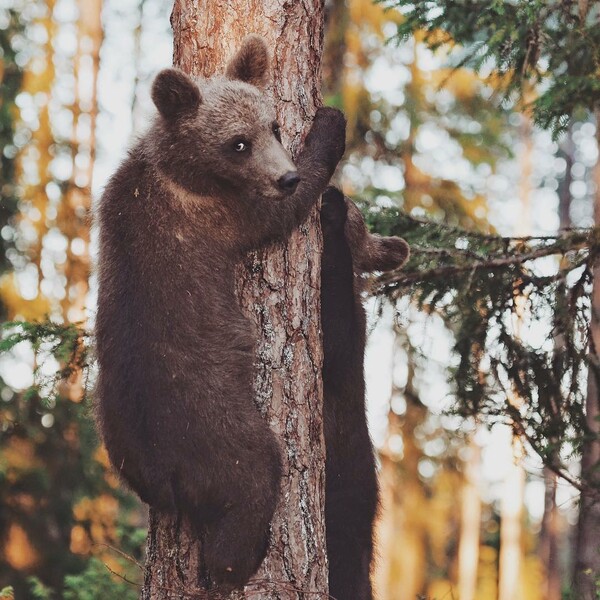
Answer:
278 172 301 194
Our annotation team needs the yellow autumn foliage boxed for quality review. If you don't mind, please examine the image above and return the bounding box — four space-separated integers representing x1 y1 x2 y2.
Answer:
0 437 41 474
427 578 456 599
0 273 50 321
71 494 119 556
348 0 386 38
431 68 481 101
3 524 39 571
476 545 499 599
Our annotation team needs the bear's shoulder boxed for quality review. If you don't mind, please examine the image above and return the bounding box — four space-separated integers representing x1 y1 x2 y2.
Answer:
100 144 152 208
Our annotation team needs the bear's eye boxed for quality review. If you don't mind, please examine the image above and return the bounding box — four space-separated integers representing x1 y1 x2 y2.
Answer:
233 140 250 152
272 122 281 142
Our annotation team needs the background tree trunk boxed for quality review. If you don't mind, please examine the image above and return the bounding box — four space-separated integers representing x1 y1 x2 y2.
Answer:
457 438 481 600
141 2 328 599
538 128 573 600
573 110 600 600
539 470 561 600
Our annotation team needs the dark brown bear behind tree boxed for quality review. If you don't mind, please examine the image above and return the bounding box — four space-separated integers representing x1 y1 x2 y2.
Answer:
321 187 409 600
94 36 345 593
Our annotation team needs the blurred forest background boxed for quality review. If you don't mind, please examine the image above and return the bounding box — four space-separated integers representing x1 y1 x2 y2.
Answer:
0 0 599 599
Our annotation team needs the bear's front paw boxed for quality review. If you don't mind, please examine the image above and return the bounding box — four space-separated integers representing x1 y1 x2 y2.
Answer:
305 107 346 170
321 186 348 230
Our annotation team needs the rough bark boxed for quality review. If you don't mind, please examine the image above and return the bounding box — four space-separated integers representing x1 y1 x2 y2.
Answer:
141 2 328 599
573 110 600 600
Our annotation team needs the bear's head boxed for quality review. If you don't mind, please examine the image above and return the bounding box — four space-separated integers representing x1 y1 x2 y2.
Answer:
149 35 299 200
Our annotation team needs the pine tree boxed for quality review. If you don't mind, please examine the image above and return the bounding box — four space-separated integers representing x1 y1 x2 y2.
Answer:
381 2 600 595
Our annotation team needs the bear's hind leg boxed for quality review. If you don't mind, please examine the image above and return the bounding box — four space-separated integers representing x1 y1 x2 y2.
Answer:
192 424 282 592
203 494 276 591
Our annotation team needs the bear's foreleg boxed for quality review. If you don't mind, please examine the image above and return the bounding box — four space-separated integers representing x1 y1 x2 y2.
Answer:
240 107 346 250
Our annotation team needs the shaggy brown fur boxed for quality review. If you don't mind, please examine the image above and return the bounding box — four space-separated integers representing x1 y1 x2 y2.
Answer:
321 187 409 600
95 36 345 592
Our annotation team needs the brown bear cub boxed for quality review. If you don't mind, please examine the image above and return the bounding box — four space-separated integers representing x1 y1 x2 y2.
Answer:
321 187 409 600
95 35 345 592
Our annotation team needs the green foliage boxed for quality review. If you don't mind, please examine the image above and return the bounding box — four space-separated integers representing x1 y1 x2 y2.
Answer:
382 0 600 138
25 558 140 600
0 587 14 600
26 577 52 600
362 201 599 492
562 571 600 599
0 320 90 403
61 558 139 600
0 320 144 596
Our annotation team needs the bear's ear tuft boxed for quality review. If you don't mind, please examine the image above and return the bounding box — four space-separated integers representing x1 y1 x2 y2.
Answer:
225 35 270 88
151 69 201 120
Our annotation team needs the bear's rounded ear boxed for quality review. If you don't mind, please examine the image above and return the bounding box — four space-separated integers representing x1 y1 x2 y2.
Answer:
151 69 201 120
225 35 270 88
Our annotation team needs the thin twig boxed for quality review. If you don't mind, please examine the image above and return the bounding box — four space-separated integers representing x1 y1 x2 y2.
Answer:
374 239 592 291
102 562 141 588
94 542 143 570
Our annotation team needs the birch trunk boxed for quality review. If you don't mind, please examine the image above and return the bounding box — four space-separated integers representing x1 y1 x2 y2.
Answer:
141 2 328 599
498 112 532 600
61 0 102 400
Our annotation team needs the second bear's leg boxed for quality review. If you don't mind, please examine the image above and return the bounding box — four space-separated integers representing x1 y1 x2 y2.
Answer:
328 537 373 600
325 426 379 600
321 187 379 599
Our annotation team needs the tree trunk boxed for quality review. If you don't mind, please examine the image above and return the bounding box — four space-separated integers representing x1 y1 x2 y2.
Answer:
141 2 328 599
539 469 561 600
538 128 572 600
573 110 600 600
497 436 525 600
457 437 481 600
60 0 102 400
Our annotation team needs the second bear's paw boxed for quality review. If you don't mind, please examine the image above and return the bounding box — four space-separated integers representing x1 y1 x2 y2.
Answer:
321 186 347 230
369 236 410 272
